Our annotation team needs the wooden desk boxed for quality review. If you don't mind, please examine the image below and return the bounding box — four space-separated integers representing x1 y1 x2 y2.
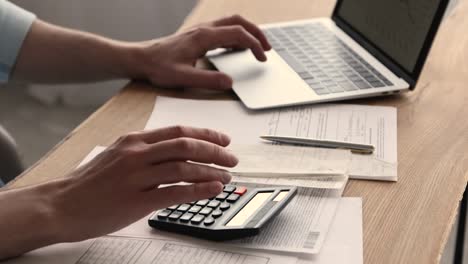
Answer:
9 0 468 263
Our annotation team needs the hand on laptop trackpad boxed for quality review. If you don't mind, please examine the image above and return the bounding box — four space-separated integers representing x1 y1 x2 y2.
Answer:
208 49 268 81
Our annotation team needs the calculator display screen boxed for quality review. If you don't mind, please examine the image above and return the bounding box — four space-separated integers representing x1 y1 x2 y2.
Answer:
226 192 273 227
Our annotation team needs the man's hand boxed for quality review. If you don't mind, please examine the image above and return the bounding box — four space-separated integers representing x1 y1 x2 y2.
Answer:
54 126 238 241
136 15 271 90
13 15 270 89
0 126 238 259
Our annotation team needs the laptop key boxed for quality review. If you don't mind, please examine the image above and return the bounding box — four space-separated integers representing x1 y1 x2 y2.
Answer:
313 88 330 95
326 84 345 93
369 80 385 88
353 80 372 89
338 81 358 91
276 50 307 74
298 72 314 80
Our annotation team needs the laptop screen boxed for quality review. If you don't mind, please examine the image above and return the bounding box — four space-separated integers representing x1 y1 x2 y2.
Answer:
335 0 443 75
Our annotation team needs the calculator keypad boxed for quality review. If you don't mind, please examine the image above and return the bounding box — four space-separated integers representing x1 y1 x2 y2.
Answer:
156 185 246 226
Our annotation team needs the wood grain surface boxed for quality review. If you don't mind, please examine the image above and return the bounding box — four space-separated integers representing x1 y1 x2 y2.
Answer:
8 0 468 263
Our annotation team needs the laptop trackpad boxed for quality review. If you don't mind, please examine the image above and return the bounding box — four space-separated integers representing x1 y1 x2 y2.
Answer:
208 49 317 109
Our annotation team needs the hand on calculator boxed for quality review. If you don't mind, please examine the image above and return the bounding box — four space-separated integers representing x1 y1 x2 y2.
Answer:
49 126 238 242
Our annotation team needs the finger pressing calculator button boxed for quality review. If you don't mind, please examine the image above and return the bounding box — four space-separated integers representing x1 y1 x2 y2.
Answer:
219 202 231 211
196 199 209 207
199 207 213 215
188 205 202 214
215 192 230 201
223 185 236 193
207 200 220 208
226 194 240 203
168 211 183 221
179 213 194 222
190 214 205 224
204 217 215 226
234 187 247 196
177 204 191 212
157 210 172 219
212 209 223 218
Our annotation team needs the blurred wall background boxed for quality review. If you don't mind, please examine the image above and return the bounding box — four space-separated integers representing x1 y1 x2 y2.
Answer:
10 0 197 106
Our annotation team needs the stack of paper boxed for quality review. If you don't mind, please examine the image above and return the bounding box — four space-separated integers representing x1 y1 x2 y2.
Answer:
146 97 398 181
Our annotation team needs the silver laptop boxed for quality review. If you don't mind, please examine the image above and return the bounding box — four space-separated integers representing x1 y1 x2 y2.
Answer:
208 0 449 109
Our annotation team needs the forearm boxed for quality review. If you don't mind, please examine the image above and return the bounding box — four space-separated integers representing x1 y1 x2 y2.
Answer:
0 180 65 259
11 19 144 83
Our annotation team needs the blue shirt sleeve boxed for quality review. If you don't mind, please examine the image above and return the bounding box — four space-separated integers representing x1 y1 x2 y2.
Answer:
0 0 36 83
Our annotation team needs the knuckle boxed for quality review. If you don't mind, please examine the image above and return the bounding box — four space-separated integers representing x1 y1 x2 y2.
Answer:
192 26 212 40
117 132 140 144
230 14 243 22
169 125 188 138
175 138 194 152
211 144 222 159
111 146 143 167
202 128 216 140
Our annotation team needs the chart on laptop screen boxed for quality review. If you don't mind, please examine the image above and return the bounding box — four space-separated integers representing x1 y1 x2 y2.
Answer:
337 0 441 72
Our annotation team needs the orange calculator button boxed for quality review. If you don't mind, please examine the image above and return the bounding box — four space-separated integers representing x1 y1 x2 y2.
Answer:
234 187 247 196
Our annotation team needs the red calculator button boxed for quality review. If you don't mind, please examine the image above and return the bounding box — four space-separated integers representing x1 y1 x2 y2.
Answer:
234 187 247 196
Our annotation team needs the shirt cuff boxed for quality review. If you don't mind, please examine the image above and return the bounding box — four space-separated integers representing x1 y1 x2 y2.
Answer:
0 1 36 83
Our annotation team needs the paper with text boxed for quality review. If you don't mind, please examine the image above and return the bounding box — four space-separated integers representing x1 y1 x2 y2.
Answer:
145 97 397 181
113 198 363 264
5 237 296 264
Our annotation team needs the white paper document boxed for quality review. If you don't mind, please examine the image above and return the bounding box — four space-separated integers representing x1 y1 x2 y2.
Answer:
113 198 363 264
5 236 297 264
298 198 363 264
221 144 351 189
145 97 398 181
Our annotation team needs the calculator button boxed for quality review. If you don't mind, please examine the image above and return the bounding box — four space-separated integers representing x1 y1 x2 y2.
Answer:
191 214 205 224
204 217 216 226
168 211 183 221
199 207 213 215
179 213 194 222
223 185 236 193
234 187 247 196
219 202 231 211
177 204 191 212
167 204 179 210
157 210 172 219
196 199 209 206
215 192 230 201
188 205 202 214
212 210 223 218
226 194 240 203
207 200 221 208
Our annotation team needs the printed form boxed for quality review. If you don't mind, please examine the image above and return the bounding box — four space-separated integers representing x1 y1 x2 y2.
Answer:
145 97 397 181
5 237 296 264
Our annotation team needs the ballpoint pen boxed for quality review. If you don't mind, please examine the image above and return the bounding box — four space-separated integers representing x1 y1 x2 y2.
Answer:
260 135 375 154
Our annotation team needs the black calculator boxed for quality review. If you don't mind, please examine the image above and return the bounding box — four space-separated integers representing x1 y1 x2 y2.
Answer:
148 185 297 241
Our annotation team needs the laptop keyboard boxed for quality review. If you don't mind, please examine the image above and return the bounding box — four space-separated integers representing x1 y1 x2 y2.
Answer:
263 23 393 95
